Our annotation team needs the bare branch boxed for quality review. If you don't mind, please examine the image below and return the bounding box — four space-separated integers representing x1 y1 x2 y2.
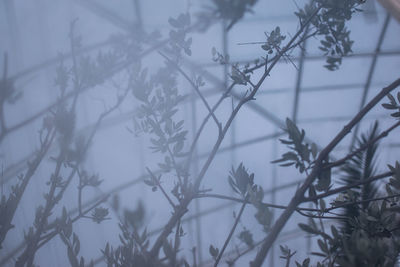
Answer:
214 198 247 267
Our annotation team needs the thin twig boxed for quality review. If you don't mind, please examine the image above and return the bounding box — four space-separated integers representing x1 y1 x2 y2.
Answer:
184 83 235 173
324 120 400 170
303 171 393 203
195 193 319 212
214 197 247 267
146 167 176 209
172 219 181 266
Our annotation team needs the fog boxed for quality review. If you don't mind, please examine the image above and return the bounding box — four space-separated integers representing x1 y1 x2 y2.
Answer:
1 0 400 266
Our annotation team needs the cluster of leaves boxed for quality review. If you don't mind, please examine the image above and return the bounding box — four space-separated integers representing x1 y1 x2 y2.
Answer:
109 28 162 61
337 122 379 229
209 0 258 31
261 26 286 54
132 15 195 202
228 163 271 231
295 0 363 70
272 118 333 193
59 226 93 267
209 244 219 261
10 28 131 266
238 228 254 249
297 201 400 267
132 13 191 160
228 163 255 197
103 224 153 267
168 13 192 57
101 14 195 266
79 170 102 188
293 123 400 266
91 207 109 224
3 0 398 266
272 118 315 173
102 195 152 266
104 198 190 267
133 63 187 170
161 226 189 267
211 48 250 86
279 245 298 266
382 92 400 118
56 39 120 92
230 65 251 86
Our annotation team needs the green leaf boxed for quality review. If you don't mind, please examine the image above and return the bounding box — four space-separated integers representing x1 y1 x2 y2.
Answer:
162 240 174 260
319 199 326 212
238 229 254 248
390 111 400 118
387 93 396 105
209 245 219 259
311 143 318 159
318 239 328 253
308 185 317 205
316 168 331 192
67 246 78 267
298 223 318 235
228 163 254 196
381 103 397 110
302 258 310 267
255 204 272 231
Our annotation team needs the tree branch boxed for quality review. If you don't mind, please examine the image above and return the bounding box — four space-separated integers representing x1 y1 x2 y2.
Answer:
303 171 393 203
324 120 400 170
252 77 400 266
214 197 247 267
150 5 324 259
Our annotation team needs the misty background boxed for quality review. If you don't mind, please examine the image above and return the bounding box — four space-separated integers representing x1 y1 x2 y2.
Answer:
1 0 400 266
